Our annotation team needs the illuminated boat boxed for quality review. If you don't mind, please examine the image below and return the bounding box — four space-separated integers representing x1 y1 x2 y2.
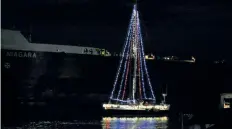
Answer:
102 4 170 116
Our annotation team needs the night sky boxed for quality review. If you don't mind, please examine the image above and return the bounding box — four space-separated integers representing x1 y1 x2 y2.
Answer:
2 0 232 60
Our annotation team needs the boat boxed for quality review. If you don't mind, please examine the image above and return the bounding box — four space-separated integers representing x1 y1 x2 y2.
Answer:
102 4 170 116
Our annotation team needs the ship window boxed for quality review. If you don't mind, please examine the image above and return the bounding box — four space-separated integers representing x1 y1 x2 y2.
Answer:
224 98 231 109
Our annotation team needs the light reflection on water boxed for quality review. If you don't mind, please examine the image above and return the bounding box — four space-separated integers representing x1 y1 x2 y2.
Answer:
3 117 169 129
102 117 169 129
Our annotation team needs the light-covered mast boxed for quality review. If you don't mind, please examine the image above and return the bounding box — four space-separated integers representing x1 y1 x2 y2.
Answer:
132 4 138 103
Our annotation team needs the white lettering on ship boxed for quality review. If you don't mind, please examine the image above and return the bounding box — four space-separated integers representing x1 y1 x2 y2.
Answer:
6 52 37 58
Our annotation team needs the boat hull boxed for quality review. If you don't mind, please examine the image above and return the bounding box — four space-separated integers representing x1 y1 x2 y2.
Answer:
102 109 169 117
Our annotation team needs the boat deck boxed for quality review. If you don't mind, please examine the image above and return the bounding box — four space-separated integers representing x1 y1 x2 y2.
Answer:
103 103 170 111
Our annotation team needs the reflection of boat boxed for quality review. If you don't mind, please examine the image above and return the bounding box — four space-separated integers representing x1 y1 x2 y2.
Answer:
102 117 168 129
102 4 170 116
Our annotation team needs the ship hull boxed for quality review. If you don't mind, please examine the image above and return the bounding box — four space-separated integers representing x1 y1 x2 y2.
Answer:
102 109 169 117
1 49 118 123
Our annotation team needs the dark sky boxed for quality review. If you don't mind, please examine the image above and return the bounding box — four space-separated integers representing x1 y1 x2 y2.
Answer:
2 0 232 60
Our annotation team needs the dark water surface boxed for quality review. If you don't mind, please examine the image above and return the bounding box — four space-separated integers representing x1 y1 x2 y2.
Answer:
2 54 232 128
3 116 170 129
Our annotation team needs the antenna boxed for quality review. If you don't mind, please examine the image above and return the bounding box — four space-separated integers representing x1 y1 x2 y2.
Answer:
162 84 168 104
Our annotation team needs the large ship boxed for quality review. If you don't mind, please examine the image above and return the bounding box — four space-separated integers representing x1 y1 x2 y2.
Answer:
102 4 170 117
2 28 131 125
1 28 115 118
1 29 113 86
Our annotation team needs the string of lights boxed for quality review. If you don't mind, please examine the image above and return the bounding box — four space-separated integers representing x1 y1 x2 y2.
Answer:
137 36 142 100
139 45 147 99
121 44 131 100
134 11 142 99
115 10 137 100
109 11 135 100
116 36 132 100
110 98 134 103
132 11 137 102
141 98 156 100
138 15 156 101
136 11 147 99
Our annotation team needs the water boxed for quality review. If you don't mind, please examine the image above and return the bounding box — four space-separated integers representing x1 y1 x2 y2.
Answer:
3 117 169 129
102 117 168 129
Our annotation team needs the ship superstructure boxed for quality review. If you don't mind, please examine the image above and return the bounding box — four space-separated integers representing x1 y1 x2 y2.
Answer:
1 29 111 56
